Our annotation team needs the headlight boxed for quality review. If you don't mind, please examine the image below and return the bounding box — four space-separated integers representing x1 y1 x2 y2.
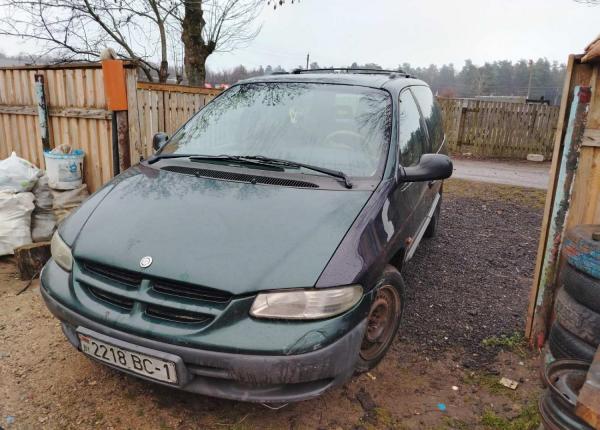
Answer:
50 231 73 272
250 285 363 320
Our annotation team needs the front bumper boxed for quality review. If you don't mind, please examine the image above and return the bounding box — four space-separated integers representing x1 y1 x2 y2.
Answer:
40 279 367 403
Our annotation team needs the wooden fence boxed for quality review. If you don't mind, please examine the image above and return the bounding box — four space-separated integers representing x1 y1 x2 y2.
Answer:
128 82 221 161
0 63 219 192
1 63 563 193
438 98 560 159
0 63 130 192
526 54 600 345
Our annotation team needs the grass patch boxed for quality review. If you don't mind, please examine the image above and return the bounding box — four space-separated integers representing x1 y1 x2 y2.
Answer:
462 372 508 396
440 416 470 429
444 178 546 209
482 332 528 357
480 402 539 430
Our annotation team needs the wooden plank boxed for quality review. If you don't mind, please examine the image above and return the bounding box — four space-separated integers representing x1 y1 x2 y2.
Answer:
526 58 595 344
0 61 136 71
137 81 221 96
576 347 600 429
125 68 142 162
526 55 584 341
567 146 600 229
583 128 600 147
0 105 112 119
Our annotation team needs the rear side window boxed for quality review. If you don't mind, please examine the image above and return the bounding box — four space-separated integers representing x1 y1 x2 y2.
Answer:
410 86 444 153
398 91 427 166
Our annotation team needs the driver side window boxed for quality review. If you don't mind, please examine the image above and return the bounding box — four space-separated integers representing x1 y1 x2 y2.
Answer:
398 91 426 167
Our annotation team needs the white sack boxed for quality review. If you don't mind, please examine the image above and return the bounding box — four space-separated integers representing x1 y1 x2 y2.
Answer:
31 175 56 242
0 152 41 193
52 184 89 223
0 192 35 255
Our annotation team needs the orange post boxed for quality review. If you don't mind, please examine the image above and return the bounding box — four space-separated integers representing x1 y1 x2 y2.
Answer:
101 60 128 111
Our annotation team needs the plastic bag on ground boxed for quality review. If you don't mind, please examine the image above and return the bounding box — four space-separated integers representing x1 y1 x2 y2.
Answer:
31 175 57 242
0 152 41 193
0 192 35 255
51 184 89 223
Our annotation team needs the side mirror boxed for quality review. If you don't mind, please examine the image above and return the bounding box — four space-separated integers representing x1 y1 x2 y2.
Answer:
152 132 169 152
401 154 453 182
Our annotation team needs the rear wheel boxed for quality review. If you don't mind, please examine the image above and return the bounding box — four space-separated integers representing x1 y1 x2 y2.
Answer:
355 265 405 373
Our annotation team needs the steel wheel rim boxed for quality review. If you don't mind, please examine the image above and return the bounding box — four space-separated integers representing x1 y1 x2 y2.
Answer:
360 284 401 361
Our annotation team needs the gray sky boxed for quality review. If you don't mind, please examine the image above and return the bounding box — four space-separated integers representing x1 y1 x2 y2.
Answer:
1 0 598 70
206 0 600 71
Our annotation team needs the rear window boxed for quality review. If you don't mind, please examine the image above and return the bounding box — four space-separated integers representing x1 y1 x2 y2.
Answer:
161 82 393 177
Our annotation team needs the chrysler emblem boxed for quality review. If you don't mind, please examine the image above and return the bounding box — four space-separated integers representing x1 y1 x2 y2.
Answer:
139 256 153 268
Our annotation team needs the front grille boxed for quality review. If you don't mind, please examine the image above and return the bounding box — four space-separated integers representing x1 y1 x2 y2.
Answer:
82 261 141 287
153 280 231 303
146 305 213 324
88 286 134 310
77 260 229 328
161 166 319 188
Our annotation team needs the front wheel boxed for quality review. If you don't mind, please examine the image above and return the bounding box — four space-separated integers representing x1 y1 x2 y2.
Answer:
355 265 405 373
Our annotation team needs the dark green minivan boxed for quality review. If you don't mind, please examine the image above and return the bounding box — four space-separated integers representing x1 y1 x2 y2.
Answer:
41 69 452 403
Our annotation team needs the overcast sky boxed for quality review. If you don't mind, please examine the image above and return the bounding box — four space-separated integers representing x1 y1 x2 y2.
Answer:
206 0 599 71
1 0 598 70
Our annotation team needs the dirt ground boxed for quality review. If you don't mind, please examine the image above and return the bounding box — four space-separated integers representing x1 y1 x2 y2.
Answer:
451 158 550 190
0 179 546 430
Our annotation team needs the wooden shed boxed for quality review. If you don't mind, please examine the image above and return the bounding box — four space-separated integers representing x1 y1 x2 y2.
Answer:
526 53 600 346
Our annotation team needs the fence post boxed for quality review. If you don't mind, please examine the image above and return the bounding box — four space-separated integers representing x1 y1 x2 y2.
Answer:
34 74 51 152
456 99 468 151
528 86 590 347
102 60 131 174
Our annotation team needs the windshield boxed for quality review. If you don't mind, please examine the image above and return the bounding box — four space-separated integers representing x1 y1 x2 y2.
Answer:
160 82 392 177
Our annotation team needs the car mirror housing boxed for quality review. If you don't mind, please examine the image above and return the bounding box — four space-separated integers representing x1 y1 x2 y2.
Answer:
400 154 453 182
152 132 169 152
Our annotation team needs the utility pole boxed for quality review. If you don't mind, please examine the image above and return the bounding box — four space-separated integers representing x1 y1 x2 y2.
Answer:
527 59 534 99
306 53 309 70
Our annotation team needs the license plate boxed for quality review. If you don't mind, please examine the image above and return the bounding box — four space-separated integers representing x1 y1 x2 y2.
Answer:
78 334 177 384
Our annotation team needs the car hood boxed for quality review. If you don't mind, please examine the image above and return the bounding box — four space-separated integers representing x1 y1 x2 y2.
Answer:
71 165 372 295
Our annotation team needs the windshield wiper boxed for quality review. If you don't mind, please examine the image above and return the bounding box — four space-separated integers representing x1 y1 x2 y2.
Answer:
241 155 353 189
189 155 283 170
147 153 352 188
147 153 196 164
147 153 282 170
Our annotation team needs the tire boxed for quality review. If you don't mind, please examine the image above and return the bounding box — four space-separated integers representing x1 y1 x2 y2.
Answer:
424 191 442 239
561 225 600 281
561 262 600 314
555 288 600 347
548 322 596 363
355 265 405 373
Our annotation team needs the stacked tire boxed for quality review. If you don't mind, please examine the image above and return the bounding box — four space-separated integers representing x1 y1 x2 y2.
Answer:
548 225 600 364
541 226 600 430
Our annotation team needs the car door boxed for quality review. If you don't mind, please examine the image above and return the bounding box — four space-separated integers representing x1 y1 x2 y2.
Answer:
410 86 444 224
387 88 430 262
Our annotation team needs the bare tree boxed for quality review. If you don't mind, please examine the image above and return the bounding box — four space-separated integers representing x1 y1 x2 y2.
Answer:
0 0 267 84
0 0 178 82
174 0 264 86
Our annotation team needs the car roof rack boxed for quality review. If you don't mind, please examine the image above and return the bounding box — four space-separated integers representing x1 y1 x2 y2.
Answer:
291 68 411 78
